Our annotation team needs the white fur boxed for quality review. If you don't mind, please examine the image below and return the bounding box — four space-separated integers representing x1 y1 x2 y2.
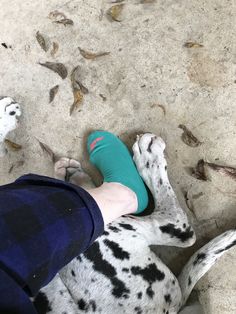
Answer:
34 133 236 314
0 96 21 156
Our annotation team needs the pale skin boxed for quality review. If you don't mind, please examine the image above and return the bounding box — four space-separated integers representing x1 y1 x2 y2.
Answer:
54 158 138 225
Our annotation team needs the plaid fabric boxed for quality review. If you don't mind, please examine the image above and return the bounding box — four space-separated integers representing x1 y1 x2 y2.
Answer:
0 174 104 314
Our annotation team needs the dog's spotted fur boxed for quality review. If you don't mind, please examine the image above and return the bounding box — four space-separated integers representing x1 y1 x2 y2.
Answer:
33 134 236 314
0 96 21 156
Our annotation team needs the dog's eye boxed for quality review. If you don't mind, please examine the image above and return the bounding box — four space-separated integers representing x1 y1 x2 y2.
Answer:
9 111 16 115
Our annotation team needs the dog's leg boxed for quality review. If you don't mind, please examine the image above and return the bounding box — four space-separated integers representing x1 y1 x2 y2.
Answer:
0 96 21 156
132 133 196 247
178 229 236 308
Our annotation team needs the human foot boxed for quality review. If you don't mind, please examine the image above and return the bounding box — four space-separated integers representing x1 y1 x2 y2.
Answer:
87 131 148 214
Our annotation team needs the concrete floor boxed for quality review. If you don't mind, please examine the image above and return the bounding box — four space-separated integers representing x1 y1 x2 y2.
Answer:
0 0 235 313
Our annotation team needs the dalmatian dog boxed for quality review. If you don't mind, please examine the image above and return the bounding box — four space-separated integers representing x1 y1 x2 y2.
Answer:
33 133 236 314
0 96 21 156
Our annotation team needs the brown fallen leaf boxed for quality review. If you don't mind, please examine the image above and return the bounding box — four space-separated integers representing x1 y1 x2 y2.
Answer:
39 62 68 79
99 94 107 101
107 4 124 22
49 85 59 103
37 139 56 162
54 18 74 26
4 139 22 151
111 0 124 3
70 89 83 115
36 31 48 52
71 66 89 94
191 159 208 181
49 10 67 20
205 162 236 181
78 47 110 60
140 0 156 3
8 160 25 174
178 124 202 147
50 42 59 57
184 42 204 48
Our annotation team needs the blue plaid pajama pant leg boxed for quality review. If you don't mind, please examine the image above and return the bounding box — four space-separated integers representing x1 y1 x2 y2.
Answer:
0 174 104 314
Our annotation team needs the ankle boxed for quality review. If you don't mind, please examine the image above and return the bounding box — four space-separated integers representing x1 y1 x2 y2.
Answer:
86 182 138 225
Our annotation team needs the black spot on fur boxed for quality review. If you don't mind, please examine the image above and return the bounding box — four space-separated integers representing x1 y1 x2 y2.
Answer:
193 253 206 266
33 292 52 314
89 300 97 312
78 299 88 311
138 146 142 154
159 178 163 185
134 306 143 314
165 165 167 171
215 240 236 254
159 223 194 242
103 231 109 236
104 239 130 260
164 294 172 304
9 111 16 115
131 264 164 299
183 223 186 228
146 286 155 298
137 292 142 299
71 270 76 277
188 276 192 286
131 264 165 282
118 223 136 231
172 280 175 285
84 242 130 299
108 225 121 233
146 161 150 168
76 256 82 262
1 43 8 48
147 137 154 152
122 268 129 272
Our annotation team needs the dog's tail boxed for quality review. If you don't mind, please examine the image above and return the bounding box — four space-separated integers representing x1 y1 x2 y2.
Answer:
177 229 236 309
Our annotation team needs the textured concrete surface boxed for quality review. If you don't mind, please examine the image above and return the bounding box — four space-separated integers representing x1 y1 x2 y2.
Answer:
0 0 235 313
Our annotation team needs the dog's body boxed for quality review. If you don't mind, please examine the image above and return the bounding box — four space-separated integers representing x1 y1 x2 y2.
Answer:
32 134 236 314
0 96 21 156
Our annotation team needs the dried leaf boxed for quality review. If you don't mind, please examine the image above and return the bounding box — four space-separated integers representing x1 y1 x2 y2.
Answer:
49 10 67 20
8 160 25 174
184 42 204 48
78 47 110 60
70 89 83 115
71 66 89 94
54 18 74 26
37 139 56 162
178 124 202 147
191 159 208 181
111 0 124 3
99 94 107 101
50 42 59 57
39 62 68 79
4 139 22 151
140 0 156 3
49 85 59 103
36 31 48 52
205 162 236 180
107 4 124 22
